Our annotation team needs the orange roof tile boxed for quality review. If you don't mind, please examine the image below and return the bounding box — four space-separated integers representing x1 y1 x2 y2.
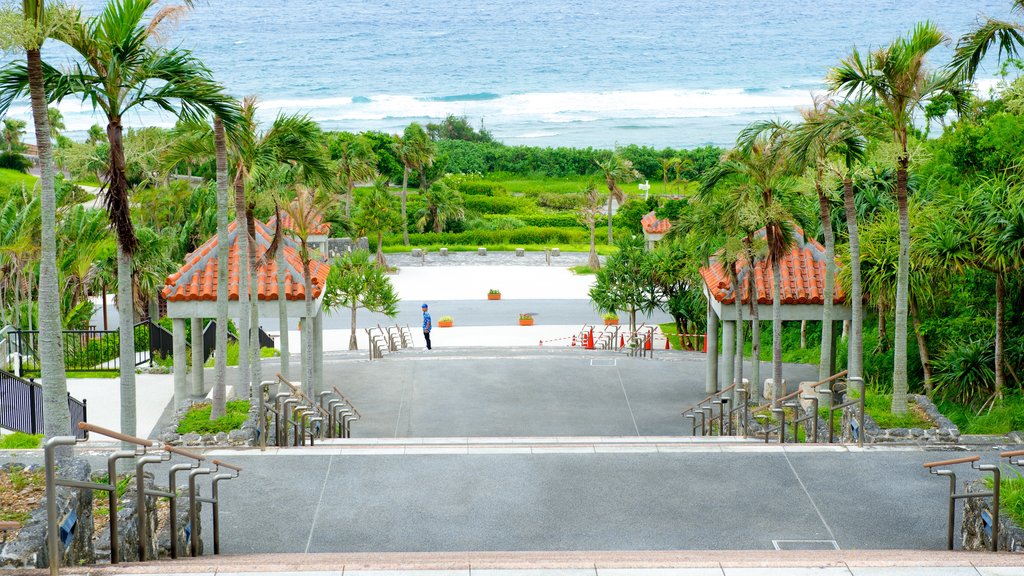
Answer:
268 202 332 236
162 219 330 303
641 211 671 235
700 226 846 306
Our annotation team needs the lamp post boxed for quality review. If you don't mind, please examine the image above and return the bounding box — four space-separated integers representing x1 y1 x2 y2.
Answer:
639 180 651 200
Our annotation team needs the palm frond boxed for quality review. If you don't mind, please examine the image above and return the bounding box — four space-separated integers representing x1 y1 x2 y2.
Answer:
950 18 1024 81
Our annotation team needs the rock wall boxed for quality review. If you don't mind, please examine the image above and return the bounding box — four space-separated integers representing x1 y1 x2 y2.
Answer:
962 479 1024 552
159 402 259 447
0 458 94 569
841 394 959 444
93 481 158 562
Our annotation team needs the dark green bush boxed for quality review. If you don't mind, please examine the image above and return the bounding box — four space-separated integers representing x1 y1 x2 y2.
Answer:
482 213 582 228
453 181 506 196
176 399 250 434
537 193 585 210
464 195 535 215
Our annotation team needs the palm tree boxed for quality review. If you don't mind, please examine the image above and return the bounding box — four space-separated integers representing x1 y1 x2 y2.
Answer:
0 0 69 447
595 152 641 245
212 116 229 417
827 22 948 414
281 187 329 398
577 184 603 271
415 181 465 233
789 99 868 381
658 157 680 195
334 133 377 218
950 1 1024 83
0 0 241 436
354 178 401 268
703 125 798 405
393 123 432 246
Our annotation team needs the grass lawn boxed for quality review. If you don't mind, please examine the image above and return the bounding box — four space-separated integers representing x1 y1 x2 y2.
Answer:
937 395 1024 435
0 168 37 191
177 399 250 434
991 475 1024 527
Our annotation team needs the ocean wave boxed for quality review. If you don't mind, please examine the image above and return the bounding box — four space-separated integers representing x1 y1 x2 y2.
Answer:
420 92 502 102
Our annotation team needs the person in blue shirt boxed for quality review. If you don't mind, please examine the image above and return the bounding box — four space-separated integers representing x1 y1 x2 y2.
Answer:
421 303 432 350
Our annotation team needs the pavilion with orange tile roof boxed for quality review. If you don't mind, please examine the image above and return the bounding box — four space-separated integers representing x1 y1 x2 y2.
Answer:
161 219 330 406
640 210 671 249
698 225 851 395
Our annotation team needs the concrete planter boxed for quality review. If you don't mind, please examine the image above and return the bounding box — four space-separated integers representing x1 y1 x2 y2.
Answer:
488 293 501 300
519 318 534 326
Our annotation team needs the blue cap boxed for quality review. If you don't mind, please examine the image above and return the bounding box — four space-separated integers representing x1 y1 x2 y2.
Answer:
421 303 428 308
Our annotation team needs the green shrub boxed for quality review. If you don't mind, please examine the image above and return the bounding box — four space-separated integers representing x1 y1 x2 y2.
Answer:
537 193 585 210
204 342 279 368
992 473 1024 527
571 265 596 275
464 195 535 215
385 226 590 246
176 399 250 434
937 394 1024 434
482 213 582 228
0 432 42 449
453 181 506 196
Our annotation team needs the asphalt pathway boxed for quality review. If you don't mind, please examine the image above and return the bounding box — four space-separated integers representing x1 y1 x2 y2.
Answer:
199 447 976 554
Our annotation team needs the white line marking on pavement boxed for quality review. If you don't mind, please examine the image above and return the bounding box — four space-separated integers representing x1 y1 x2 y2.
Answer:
772 539 840 550
304 453 335 554
615 366 641 437
783 450 839 547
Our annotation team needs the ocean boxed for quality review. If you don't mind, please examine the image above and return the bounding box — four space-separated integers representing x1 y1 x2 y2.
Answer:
2 0 1016 149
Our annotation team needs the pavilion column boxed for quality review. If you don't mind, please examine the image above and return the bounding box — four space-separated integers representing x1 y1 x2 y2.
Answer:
172 318 187 407
190 317 204 396
314 307 324 395
299 317 308 391
705 299 719 393
722 320 735 396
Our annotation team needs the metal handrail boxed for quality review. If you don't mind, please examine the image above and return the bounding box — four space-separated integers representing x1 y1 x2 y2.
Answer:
924 455 1000 551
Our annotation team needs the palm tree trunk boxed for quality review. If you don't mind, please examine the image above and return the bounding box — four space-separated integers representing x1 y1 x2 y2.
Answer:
246 211 260 399
29 47 71 448
994 271 1005 401
345 181 353 219
606 193 615 245
842 176 862 380
117 244 136 438
734 297 744 397
817 185 835 380
349 302 358 350
233 172 251 401
276 246 290 380
745 239 760 397
588 220 600 270
211 117 229 419
302 255 315 399
891 153 911 415
772 260 783 406
401 168 409 246
877 304 889 352
909 295 933 396
376 231 387 268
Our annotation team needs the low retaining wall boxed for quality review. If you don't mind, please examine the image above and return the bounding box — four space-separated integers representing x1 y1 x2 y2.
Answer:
962 479 1024 552
0 459 94 569
841 394 959 444
158 403 259 447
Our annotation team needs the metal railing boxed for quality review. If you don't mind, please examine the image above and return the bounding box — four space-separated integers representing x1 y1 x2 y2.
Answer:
0 368 87 438
681 370 861 446
43 422 240 575
258 373 360 447
7 322 154 376
923 452 1014 551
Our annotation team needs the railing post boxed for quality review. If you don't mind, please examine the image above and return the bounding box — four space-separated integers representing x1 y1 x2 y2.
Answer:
188 468 212 557
44 436 75 576
168 462 197 559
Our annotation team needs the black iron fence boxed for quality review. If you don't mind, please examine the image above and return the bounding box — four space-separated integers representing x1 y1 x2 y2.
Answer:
0 369 87 439
6 320 278 377
6 322 153 376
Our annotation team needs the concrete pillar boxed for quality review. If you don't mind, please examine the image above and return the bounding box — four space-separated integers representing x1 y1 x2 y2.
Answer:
172 318 187 407
722 320 735 396
314 308 324 395
190 317 204 396
705 300 719 393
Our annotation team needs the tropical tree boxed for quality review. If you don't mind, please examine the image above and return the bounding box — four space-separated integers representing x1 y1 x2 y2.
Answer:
47 106 63 142
354 178 401 268
789 99 869 380
576 184 603 271
392 123 432 245
333 132 377 218
950 1 1024 83
827 22 949 413
0 0 241 436
595 152 640 244
589 235 661 336
211 116 229 418
322 249 399 350
0 0 69 448
415 180 465 233
281 186 329 398
658 157 680 195
703 124 798 404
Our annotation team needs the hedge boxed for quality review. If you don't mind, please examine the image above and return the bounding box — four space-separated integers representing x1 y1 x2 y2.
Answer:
481 213 584 228
464 195 536 215
384 226 589 246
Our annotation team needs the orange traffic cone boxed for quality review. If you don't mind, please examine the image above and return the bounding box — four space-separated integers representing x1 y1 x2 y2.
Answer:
619 334 625 348
665 336 670 350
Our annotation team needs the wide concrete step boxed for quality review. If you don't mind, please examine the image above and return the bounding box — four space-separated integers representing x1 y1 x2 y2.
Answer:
53 550 1024 574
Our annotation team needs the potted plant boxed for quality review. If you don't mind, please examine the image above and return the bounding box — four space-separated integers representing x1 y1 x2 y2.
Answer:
518 313 534 326
437 315 454 328
602 313 619 326
488 289 501 300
